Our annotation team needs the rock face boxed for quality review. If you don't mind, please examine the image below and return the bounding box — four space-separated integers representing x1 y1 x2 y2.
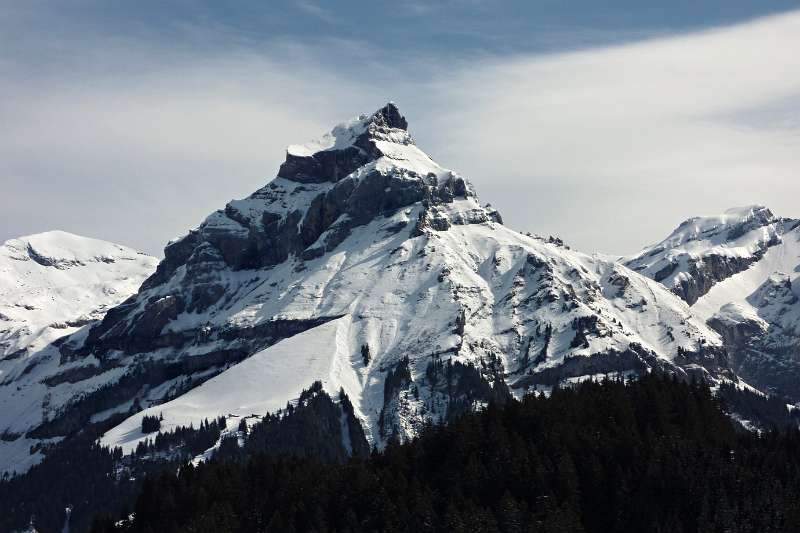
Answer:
0 104 732 476
631 209 800 400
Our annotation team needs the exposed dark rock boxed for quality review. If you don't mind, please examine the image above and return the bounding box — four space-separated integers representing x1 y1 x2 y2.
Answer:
1 347 27 361
454 308 467 336
514 344 664 389
531 323 552 366
653 261 678 283
42 364 105 387
277 103 406 185
379 357 413 439
361 344 371 366
25 243 84 269
279 146 370 184
674 253 770 305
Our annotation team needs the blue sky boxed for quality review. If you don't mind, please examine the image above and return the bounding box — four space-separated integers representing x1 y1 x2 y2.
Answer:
6 1 798 67
2 1 800 255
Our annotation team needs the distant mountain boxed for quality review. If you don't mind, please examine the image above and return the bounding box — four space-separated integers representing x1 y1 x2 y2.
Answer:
0 231 156 474
627 208 800 399
0 231 157 359
625 206 785 305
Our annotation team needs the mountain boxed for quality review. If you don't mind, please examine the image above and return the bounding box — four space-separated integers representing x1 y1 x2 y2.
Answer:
0 231 157 359
0 231 156 474
0 104 732 478
626 207 800 399
624 206 785 305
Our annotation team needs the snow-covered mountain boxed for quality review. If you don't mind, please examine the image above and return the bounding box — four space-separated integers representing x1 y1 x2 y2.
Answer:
0 231 157 360
627 208 800 399
0 231 156 473
0 104 732 475
625 206 784 305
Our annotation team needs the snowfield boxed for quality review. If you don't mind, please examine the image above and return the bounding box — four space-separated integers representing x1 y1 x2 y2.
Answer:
0 231 157 362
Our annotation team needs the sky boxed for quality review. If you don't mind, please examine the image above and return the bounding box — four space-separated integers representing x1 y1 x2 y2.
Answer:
1 1 799 257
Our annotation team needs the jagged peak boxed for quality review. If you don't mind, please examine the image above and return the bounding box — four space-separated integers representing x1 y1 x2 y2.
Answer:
371 102 408 131
279 103 419 184
146 104 493 285
286 103 409 158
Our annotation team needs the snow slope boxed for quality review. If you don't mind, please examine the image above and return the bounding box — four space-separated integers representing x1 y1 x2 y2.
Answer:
0 231 157 372
693 222 800 321
101 316 359 453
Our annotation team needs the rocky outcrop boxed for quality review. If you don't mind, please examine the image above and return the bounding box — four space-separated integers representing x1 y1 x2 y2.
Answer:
672 252 769 305
277 103 407 184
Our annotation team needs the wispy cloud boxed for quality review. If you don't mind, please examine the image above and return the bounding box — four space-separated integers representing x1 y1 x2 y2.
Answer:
294 1 338 23
1 8 799 256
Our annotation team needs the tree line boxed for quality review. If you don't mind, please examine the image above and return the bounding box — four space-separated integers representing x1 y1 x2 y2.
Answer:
91 376 800 533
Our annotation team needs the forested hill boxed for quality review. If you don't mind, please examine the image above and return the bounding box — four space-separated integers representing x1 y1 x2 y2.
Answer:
92 377 800 533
